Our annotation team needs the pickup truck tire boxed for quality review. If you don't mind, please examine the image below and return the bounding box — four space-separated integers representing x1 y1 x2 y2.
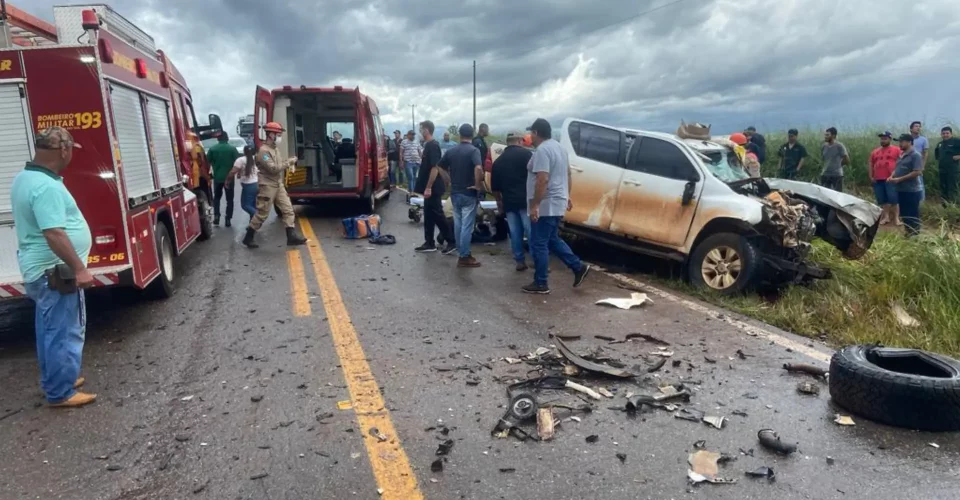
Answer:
147 223 176 299
196 191 213 242
829 345 960 431
688 232 759 294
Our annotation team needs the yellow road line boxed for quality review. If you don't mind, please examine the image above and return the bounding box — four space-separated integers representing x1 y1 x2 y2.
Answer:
286 250 311 317
298 219 423 500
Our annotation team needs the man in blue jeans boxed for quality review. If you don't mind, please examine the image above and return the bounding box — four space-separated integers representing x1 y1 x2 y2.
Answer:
523 118 589 294
491 131 533 270
11 127 97 407
401 130 422 193
439 123 484 267
889 134 925 237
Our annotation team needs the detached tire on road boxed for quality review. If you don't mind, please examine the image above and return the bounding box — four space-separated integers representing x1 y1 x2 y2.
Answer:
829 345 960 431
147 223 177 300
688 232 759 294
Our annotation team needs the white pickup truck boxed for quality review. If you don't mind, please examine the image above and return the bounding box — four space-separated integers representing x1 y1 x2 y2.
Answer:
513 118 882 293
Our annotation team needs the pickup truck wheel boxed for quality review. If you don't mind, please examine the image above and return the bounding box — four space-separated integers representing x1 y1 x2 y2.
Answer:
147 223 176 299
196 191 213 241
689 232 759 294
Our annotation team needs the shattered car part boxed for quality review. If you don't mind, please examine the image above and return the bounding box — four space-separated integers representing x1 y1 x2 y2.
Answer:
595 292 652 310
555 339 635 378
757 429 797 455
703 416 726 429
796 381 820 395
435 439 454 456
625 333 671 346
783 363 828 379
687 450 737 484
537 408 556 441
745 466 776 480
676 408 706 422
565 380 603 400
834 414 856 426
507 393 539 421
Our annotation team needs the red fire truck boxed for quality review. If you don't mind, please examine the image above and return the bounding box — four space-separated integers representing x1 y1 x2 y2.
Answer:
0 3 220 300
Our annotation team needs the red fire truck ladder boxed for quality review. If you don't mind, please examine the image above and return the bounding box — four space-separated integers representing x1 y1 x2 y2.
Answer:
0 1 59 48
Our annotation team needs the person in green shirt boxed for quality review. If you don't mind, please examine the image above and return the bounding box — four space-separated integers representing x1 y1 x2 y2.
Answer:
207 132 241 227
935 126 960 204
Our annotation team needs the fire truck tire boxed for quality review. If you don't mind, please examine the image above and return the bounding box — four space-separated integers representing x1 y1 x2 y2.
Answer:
197 192 213 241
148 223 177 299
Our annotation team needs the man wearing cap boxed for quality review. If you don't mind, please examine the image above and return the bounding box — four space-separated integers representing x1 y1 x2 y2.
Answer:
401 130 423 193
888 134 925 236
744 126 766 165
491 131 533 270
11 127 97 407
870 132 902 225
776 129 807 179
523 118 589 294
438 123 484 267
934 126 960 204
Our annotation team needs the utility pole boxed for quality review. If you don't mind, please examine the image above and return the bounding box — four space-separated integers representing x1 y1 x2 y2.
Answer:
409 104 416 132
472 60 477 129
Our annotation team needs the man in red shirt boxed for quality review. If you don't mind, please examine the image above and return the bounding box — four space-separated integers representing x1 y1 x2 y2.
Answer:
870 131 901 225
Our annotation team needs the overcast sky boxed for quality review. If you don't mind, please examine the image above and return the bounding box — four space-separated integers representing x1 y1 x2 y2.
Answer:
29 0 960 137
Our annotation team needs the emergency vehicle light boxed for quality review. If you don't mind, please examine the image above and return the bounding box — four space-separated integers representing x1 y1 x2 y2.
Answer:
135 59 148 79
81 10 100 31
80 55 96 64
98 38 114 63
95 235 116 245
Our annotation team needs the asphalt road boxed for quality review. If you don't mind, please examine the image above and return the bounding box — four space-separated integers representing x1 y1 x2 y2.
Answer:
1 194 958 500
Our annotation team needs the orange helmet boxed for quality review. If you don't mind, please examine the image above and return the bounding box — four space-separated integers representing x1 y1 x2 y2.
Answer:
522 133 533 147
729 132 748 145
264 122 284 134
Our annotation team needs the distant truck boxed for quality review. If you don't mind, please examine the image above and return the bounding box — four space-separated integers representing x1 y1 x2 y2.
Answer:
0 3 222 299
236 114 254 146
252 85 390 212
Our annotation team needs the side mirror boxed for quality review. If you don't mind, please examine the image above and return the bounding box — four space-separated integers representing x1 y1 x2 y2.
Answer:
207 113 223 133
682 181 697 206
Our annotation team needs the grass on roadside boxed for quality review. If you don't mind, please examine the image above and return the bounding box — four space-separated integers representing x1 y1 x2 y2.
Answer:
674 231 960 358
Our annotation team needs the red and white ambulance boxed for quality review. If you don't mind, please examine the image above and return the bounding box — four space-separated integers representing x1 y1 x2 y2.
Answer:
0 3 221 300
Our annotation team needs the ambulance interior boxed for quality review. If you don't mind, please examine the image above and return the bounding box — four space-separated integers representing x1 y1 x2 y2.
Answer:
275 92 358 192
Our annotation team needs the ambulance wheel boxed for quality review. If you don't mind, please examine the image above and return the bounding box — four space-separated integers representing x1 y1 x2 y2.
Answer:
197 192 213 241
148 223 176 299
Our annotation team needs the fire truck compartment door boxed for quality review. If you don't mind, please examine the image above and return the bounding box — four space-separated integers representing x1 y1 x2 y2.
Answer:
144 96 180 190
0 83 34 221
109 83 157 201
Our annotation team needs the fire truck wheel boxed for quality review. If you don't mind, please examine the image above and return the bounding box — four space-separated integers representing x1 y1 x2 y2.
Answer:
148 223 177 299
197 192 214 242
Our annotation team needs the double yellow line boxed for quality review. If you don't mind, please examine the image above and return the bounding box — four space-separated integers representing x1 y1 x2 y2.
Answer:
286 219 423 500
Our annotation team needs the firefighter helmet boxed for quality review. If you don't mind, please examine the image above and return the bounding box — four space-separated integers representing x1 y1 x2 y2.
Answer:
522 133 533 148
264 122 284 134
729 132 748 145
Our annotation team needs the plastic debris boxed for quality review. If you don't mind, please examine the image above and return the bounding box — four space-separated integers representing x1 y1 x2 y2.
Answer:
337 400 353 410
826 456 835 465
757 429 797 455
563 365 581 377
745 466 776 481
929 442 940 449
649 350 675 357
597 388 615 398
676 408 706 422
687 450 736 484
694 440 706 449
537 408 556 441
180 395 194 402
435 439 454 456
565 380 603 400
504 357 522 365
595 292 653 310
625 333 670 345
555 339 635 378
834 414 856 426
703 416 726 429
892 302 920 328
796 381 820 395
368 427 388 442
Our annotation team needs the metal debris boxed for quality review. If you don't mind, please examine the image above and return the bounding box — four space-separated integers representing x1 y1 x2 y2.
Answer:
537 408 556 441
555 339 635 378
676 408 705 422
796 381 820 395
745 466 776 481
757 429 797 455
703 416 726 429
595 292 653 310
783 363 828 379
834 414 856 426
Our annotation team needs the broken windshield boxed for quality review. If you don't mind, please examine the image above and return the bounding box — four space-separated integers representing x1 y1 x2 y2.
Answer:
701 149 750 183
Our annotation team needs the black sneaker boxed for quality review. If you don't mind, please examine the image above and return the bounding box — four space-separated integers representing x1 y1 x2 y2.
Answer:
213 216 220 226
225 219 232 228
573 264 590 288
415 243 437 253
441 243 457 255
522 282 551 294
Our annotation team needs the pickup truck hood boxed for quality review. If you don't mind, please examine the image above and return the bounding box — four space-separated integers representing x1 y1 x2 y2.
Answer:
741 178 883 259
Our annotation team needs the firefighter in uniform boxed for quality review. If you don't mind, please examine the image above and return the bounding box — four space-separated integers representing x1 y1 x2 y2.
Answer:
242 121 307 248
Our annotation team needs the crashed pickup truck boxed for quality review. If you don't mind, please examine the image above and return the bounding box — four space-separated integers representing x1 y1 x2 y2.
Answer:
557 118 882 293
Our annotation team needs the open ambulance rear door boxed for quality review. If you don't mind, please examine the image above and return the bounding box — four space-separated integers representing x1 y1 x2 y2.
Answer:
253 86 273 150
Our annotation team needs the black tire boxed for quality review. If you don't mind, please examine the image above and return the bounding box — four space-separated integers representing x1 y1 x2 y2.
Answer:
829 345 960 431
687 232 759 294
196 191 213 242
147 223 176 299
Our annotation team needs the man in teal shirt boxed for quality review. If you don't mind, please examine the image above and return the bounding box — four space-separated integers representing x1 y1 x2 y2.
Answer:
207 132 240 227
11 127 96 407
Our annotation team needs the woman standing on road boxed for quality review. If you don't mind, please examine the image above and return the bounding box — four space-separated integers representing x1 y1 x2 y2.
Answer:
229 145 259 220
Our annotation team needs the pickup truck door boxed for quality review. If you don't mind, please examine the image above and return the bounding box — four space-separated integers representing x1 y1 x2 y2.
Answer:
609 136 702 248
564 121 628 230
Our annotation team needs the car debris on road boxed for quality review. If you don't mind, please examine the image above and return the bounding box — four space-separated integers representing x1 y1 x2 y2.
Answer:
595 293 653 310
